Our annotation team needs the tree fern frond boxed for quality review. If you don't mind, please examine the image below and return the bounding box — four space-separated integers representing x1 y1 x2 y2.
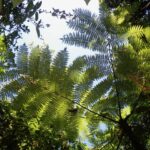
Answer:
68 56 86 72
0 69 19 82
52 48 68 68
81 65 102 84
73 9 97 24
126 25 144 38
23 92 53 119
12 83 41 109
62 32 91 49
37 94 79 140
73 84 91 104
62 32 108 52
7 45 96 143
17 44 28 74
82 77 113 106
85 54 111 75
72 65 103 104
68 9 105 35
0 36 7 73
62 9 112 52
28 46 41 79
38 46 51 79
0 76 27 99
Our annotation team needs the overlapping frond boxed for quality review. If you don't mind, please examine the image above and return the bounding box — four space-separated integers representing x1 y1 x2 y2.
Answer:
0 69 19 82
62 9 109 52
52 48 68 68
82 77 113 107
0 36 7 73
39 46 51 78
17 44 28 74
85 54 111 75
2 45 100 141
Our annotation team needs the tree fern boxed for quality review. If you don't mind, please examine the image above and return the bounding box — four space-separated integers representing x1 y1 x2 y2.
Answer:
62 8 122 76
62 9 109 52
2 45 101 143
0 2 149 149
61 6 150 149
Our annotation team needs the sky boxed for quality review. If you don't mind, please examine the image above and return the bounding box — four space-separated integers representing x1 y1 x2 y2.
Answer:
20 0 99 63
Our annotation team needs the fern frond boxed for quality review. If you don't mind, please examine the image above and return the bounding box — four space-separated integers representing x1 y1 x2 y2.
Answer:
62 9 111 52
38 46 51 79
125 25 144 38
0 76 27 100
85 54 111 75
0 36 7 73
17 44 28 74
81 77 113 106
68 56 86 72
0 69 19 82
52 48 68 68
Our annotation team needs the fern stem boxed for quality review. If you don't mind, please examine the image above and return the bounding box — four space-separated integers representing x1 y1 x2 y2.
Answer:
54 92 118 124
108 43 122 119
116 133 123 150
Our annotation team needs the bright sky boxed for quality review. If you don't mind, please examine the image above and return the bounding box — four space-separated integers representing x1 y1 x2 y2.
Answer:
20 0 99 63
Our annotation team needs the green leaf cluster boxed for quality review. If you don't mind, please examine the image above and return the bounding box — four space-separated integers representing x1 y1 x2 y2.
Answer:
0 0 150 149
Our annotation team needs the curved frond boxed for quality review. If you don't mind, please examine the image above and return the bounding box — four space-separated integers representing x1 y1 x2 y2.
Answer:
52 48 68 68
62 9 110 52
81 77 113 106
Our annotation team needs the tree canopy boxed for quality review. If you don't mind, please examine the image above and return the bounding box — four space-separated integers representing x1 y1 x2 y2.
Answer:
0 0 150 149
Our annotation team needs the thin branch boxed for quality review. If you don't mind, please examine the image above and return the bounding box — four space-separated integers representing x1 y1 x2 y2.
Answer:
53 92 118 124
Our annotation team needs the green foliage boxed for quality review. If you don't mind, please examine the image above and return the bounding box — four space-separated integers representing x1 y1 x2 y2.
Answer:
0 36 6 73
0 100 87 150
1 45 101 146
28 46 42 79
38 46 51 79
17 44 28 74
101 0 150 26
12 0 23 8
63 4 150 149
0 0 42 48
62 8 120 75
0 100 32 150
0 0 150 149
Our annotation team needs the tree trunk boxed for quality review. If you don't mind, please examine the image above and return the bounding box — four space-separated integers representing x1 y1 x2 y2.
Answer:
119 119 147 150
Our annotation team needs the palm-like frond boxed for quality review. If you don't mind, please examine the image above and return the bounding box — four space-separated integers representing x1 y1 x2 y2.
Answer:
0 69 19 82
62 9 122 76
0 36 7 73
17 44 28 74
1 45 100 141
85 54 111 75
62 9 108 52
0 76 28 99
52 48 68 68
82 77 113 106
